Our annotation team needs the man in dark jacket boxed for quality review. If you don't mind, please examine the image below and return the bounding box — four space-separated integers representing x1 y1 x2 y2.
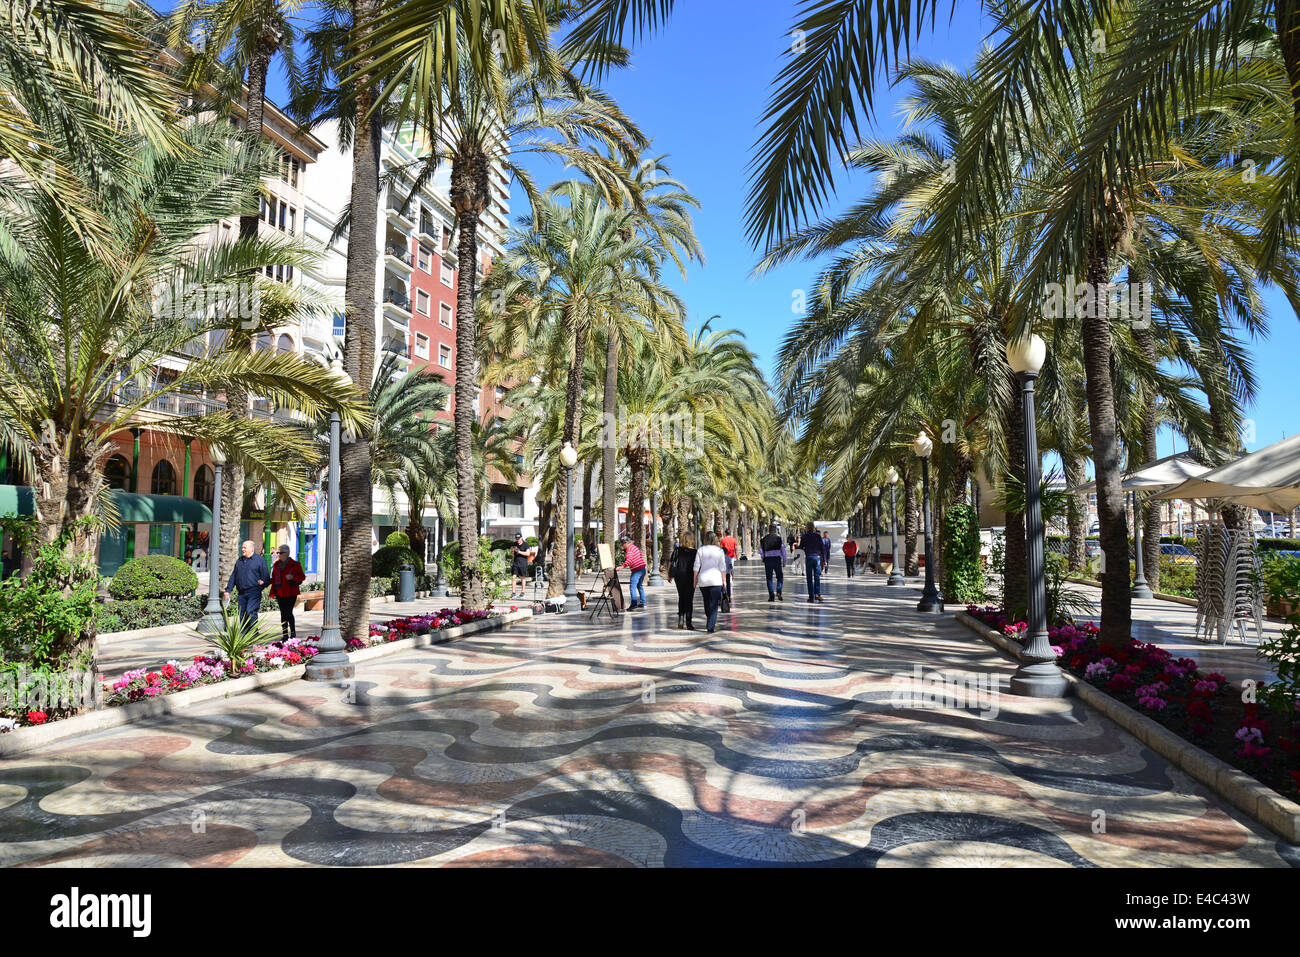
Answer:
759 524 786 601
799 523 823 602
224 540 270 627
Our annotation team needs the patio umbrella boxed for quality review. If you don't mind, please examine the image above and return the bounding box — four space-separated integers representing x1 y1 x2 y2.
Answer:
1152 434 1300 512
1069 451 1210 494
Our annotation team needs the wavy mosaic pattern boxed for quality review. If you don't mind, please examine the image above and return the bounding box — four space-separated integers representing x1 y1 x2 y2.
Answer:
1 567 1294 867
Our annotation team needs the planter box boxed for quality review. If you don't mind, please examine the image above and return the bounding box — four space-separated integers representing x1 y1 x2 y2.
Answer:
300 590 326 611
953 610 1300 844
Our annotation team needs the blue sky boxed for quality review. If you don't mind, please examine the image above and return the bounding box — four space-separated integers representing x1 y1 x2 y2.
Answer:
234 0 1298 465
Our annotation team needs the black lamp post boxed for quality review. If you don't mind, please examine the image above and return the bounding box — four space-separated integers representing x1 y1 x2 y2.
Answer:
886 467 904 585
913 432 944 612
1006 334 1067 697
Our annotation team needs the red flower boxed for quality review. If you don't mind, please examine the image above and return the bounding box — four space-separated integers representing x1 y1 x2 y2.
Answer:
161 664 177 678
27 710 47 724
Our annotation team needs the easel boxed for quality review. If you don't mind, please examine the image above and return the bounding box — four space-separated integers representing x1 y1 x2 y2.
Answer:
586 544 624 620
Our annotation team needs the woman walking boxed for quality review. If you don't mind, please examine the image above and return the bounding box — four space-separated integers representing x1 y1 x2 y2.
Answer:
693 530 729 633
270 544 306 640
669 533 699 629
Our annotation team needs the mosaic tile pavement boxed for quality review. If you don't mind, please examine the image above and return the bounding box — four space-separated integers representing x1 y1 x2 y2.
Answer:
2 565 1297 867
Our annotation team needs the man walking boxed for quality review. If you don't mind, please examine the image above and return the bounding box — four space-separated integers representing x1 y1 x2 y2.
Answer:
224 540 270 627
842 537 858 577
759 523 786 601
620 535 648 609
800 522 823 603
509 533 531 598
719 527 739 601
821 530 833 576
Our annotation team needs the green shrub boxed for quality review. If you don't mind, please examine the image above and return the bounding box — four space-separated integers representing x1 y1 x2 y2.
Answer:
108 554 198 599
370 576 394 597
97 596 205 633
941 504 985 603
442 536 509 602
1157 560 1196 598
385 531 410 549
490 538 515 551
525 536 539 547
371 544 423 578
0 522 99 668
1259 537 1300 551
1259 554 1300 606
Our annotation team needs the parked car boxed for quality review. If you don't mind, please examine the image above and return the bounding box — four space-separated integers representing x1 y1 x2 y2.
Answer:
1084 540 1101 559
1160 543 1197 565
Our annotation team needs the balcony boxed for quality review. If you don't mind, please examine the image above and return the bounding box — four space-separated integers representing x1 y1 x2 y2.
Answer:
382 338 411 365
418 214 438 245
385 194 415 231
382 288 412 324
384 242 413 274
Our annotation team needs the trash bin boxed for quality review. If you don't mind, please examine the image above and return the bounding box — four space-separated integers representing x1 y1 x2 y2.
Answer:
398 563 415 603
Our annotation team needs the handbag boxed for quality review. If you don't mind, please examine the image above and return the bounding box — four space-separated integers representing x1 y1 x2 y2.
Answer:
720 587 731 614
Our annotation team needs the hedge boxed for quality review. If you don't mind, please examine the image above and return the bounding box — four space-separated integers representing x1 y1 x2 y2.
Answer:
107 555 198 600
371 544 423 578
97 595 205 633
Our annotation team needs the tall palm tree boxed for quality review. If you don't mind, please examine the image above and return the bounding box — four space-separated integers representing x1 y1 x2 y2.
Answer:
0 121 368 613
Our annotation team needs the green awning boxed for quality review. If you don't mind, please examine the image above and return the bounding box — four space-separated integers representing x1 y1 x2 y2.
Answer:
110 492 212 524
0 485 35 518
1 486 210 524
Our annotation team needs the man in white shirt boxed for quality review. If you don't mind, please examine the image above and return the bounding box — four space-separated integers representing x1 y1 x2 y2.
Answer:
693 530 729 633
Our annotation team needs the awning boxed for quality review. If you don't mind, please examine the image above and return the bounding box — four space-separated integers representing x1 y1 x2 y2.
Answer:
371 512 438 529
0 486 211 524
110 492 212 524
1070 452 1211 494
0 485 35 518
1153 434 1300 512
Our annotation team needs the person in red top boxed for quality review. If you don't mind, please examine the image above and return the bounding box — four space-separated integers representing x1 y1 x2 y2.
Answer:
842 538 859 578
719 531 739 599
270 544 306 640
620 536 648 609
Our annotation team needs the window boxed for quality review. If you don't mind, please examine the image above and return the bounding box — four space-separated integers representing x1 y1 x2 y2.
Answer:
438 343 451 369
414 333 430 359
150 459 177 496
442 226 453 252
416 289 430 316
193 465 214 506
494 386 505 402
440 260 454 287
276 333 294 353
105 455 131 491
332 312 346 337
440 302 453 328
417 244 431 271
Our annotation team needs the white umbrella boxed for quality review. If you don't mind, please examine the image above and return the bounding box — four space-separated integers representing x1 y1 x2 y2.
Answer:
1152 434 1300 511
1069 451 1210 494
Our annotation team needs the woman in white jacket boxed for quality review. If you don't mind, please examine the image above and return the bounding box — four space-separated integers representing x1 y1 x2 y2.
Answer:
693 530 729 633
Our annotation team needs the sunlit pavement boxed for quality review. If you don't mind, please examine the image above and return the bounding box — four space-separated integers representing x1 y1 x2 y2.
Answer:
1 563 1295 867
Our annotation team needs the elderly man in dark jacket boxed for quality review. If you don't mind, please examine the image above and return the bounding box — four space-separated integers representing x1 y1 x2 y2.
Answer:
224 540 270 627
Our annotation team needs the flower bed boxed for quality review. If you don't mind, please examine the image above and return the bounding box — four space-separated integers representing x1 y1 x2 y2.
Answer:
966 605 1300 800
1 609 506 732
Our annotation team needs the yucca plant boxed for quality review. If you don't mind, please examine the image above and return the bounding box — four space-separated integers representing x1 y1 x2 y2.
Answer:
197 603 282 673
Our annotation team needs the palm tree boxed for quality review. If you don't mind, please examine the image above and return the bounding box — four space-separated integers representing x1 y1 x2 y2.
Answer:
0 121 368 561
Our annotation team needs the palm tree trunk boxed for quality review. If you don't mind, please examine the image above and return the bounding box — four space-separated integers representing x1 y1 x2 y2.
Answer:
902 462 919 576
549 309 588 598
660 494 674 578
1134 322 1161 590
1082 237 1132 644
1064 452 1087 572
449 148 489 610
601 326 618 545
625 446 647 553
339 0 382 637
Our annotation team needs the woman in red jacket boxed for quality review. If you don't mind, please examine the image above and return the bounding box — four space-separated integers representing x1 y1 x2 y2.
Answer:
270 544 306 640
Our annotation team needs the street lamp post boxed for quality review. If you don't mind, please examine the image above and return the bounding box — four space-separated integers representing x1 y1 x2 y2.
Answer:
1006 334 1067 697
306 359 354 682
198 446 226 634
560 443 578 599
1131 490 1153 599
649 489 664 586
871 486 882 576
913 432 943 612
886 467 904 585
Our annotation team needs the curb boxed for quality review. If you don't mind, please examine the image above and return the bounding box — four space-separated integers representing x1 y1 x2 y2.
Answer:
952 611 1300 844
0 609 532 758
1066 577 1197 607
